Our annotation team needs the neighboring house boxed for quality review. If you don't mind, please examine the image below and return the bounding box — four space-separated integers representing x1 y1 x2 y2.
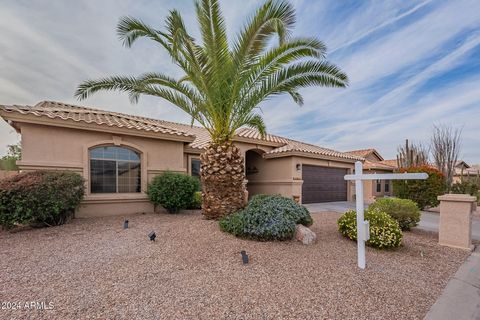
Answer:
453 161 480 183
346 149 396 203
0 101 363 217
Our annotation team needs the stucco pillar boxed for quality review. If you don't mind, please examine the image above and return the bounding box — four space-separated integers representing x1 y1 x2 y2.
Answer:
438 194 476 250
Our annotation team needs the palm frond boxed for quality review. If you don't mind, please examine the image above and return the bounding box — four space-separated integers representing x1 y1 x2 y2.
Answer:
76 0 348 144
117 16 168 48
75 76 140 100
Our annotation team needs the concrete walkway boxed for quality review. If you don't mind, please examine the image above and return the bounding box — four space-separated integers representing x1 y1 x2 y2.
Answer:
424 246 480 320
304 201 480 240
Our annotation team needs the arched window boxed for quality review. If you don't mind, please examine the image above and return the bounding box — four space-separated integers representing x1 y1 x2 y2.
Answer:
89 146 141 193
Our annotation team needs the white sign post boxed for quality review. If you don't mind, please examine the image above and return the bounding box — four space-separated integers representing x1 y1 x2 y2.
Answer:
344 161 427 269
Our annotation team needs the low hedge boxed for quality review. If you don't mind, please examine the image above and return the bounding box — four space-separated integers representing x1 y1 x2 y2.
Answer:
369 197 420 230
0 171 85 229
337 208 403 249
219 194 313 241
147 172 200 213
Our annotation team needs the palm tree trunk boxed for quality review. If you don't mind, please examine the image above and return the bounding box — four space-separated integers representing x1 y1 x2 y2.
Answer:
200 142 247 219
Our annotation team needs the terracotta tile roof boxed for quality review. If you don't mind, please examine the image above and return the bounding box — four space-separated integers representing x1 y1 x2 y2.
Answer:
0 101 363 161
454 167 479 176
235 127 290 145
380 159 398 168
266 139 364 161
364 160 396 171
0 101 194 139
345 148 376 158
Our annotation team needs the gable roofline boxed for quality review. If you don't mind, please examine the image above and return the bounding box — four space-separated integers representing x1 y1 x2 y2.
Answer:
455 160 470 168
0 100 363 162
0 101 196 143
345 148 384 161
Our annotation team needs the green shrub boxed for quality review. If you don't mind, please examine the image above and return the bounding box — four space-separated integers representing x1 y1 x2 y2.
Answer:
189 191 202 209
369 197 420 230
219 194 313 241
337 209 403 249
393 165 446 209
0 171 85 229
451 180 479 196
147 172 200 213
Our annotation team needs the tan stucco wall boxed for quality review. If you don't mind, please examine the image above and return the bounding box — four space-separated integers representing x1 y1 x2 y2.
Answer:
246 154 300 199
360 169 394 203
16 122 360 216
18 123 186 217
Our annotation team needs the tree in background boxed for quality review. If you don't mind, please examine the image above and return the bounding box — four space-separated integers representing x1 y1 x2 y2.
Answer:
396 139 429 169
0 143 21 171
430 125 462 190
75 0 348 219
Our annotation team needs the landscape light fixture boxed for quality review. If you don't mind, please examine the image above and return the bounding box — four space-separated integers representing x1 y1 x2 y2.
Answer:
123 219 129 229
148 231 156 241
240 250 249 265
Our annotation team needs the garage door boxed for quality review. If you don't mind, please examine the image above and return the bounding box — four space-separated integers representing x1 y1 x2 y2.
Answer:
302 165 347 203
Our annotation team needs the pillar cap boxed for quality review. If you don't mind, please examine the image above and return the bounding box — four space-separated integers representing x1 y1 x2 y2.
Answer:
438 194 477 202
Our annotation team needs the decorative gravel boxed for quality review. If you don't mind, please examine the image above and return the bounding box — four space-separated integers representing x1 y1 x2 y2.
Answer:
0 211 470 320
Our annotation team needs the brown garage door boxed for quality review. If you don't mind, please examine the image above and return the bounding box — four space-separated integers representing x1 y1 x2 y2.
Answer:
302 165 347 203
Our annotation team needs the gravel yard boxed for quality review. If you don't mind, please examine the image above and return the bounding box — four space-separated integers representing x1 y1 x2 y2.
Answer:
0 211 470 320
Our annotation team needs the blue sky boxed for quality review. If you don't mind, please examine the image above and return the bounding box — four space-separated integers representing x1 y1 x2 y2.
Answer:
0 0 479 163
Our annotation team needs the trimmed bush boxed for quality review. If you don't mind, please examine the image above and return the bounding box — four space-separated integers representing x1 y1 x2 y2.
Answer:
189 191 202 210
219 194 313 241
337 209 403 249
369 197 420 230
147 172 200 213
393 165 446 209
451 180 479 196
0 171 85 229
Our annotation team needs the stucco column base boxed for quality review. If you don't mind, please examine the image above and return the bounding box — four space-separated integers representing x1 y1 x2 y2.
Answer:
438 194 476 251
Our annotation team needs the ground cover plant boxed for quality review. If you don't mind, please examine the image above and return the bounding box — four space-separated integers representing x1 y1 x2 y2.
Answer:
219 194 313 241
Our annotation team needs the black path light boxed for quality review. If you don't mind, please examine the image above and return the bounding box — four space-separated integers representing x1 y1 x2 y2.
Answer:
240 250 249 265
148 231 156 241
123 219 129 229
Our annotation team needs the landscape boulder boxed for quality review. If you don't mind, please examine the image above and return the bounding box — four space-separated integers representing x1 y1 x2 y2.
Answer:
295 224 317 245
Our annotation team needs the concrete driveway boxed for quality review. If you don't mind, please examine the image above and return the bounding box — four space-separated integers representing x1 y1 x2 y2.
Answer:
304 201 480 241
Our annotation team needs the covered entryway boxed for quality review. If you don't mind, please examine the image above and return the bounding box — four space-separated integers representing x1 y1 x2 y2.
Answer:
245 148 267 199
302 165 347 203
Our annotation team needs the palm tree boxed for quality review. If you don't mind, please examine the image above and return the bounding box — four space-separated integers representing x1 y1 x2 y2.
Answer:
75 0 348 219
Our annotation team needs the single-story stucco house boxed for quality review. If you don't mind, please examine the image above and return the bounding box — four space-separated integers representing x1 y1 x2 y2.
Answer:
345 148 396 203
0 101 367 217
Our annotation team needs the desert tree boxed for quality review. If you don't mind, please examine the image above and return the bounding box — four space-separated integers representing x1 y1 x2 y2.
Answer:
75 0 348 219
0 143 21 171
430 125 462 190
